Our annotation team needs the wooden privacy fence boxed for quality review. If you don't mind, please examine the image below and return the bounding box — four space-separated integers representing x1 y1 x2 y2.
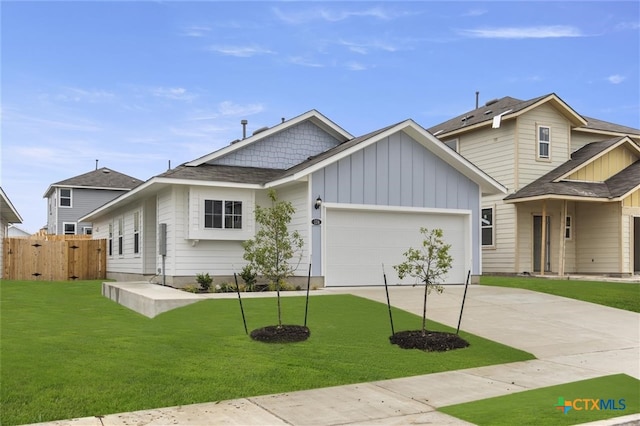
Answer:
3 237 106 280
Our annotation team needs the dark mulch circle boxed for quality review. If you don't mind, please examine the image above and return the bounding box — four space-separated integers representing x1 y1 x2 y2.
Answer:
250 325 310 343
390 330 469 352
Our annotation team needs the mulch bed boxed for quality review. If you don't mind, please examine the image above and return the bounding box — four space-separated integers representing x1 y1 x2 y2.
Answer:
390 330 469 352
250 325 310 343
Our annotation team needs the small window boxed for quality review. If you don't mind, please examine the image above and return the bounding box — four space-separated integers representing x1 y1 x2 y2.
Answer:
565 216 572 239
108 223 113 256
118 217 124 255
83 227 93 235
481 207 494 246
63 222 76 235
59 188 72 207
538 125 550 159
133 212 140 254
444 139 459 152
204 200 242 229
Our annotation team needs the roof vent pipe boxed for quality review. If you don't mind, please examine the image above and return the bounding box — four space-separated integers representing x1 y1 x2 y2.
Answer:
475 91 479 109
95 159 99 170
241 119 248 139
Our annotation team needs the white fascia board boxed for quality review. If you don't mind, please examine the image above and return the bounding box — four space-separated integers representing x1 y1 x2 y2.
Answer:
264 121 415 188
503 194 614 204
324 202 472 216
79 177 263 222
574 127 640 139
186 110 353 167
1 187 23 223
266 120 507 195
553 137 638 182
402 122 507 195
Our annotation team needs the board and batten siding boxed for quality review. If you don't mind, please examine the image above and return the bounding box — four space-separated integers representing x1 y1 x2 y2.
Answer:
310 130 481 276
270 183 311 275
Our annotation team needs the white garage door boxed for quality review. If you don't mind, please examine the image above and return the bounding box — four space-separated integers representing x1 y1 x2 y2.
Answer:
324 208 469 286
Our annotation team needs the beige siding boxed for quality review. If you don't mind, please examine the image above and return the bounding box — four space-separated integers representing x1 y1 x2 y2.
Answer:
482 195 517 273
458 121 516 190
517 104 572 189
568 145 637 182
624 189 640 207
575 203 621 273
570 131 612 151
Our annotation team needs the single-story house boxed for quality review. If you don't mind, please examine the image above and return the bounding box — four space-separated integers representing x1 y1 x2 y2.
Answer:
81 110 505 287
1 187 24 278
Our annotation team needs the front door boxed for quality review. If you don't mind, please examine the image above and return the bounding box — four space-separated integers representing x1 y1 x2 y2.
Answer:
533 215 551 272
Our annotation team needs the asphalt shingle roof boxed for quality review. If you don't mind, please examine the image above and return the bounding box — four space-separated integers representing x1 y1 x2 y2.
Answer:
505 137 639 201
53 167 143 189
157 164 286 184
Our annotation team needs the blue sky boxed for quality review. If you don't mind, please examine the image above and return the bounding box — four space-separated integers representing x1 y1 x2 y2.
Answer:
2 1 639 233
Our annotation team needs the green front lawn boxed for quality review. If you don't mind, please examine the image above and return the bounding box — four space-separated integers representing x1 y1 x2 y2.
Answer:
480 276 640 312
439 374 640 425
1 280 534 425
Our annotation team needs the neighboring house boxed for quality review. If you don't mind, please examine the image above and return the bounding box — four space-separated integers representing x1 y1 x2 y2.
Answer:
43 167 143 235
428 93 640 277
1 187 24 278
7 224 30 237
81 110 505 287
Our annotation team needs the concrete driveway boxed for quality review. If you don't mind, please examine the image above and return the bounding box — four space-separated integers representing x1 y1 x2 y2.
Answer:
30 283 639 426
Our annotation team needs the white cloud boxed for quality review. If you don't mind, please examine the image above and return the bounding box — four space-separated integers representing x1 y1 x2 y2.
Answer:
289 56 325 68
607 74 626 84
339 39 401 55
273 6 413 24
206 45 275 57
615 21 640 31
458 25 584 39
150 87 198 101
345 61 368 71
55 87 116 103
463 9 487 17
181 25 211 37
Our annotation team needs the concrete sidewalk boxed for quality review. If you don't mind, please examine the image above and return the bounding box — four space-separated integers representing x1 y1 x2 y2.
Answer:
31 284 640 426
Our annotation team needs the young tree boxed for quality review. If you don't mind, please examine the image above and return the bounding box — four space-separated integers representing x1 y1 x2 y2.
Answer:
393 227 453 336
243 189 304 327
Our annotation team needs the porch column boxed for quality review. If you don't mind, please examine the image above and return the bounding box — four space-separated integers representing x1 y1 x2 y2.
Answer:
558 199 567 277
540 200 547 276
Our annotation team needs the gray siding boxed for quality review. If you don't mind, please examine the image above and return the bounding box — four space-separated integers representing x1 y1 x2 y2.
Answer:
311 131 481 275
53 187 127 234
211 121 341 169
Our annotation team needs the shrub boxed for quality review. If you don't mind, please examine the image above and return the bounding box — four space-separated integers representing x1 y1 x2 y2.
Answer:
196 273 213 292
239 265 257 292
183 284 199 293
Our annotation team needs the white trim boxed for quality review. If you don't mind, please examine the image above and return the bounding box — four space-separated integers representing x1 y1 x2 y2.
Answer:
323 202 472 216
481 205 495 248
186 110 353 166
59 188 73 208
267 120 507 196
553 136 639 182
0 187 23 223
62 222 77 235
537 124 551 160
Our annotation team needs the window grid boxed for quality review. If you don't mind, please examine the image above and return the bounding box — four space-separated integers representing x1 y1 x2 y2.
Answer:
118 218 123 256
538 125 550 159
59 188 72 207
481 207 494 247
205 199 242 229
133 212 140 254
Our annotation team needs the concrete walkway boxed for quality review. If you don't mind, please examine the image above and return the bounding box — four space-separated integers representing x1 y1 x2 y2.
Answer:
32 284 639 426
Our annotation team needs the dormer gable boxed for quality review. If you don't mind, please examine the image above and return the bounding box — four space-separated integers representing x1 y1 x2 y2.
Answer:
186 110 353 169
555 137 640 183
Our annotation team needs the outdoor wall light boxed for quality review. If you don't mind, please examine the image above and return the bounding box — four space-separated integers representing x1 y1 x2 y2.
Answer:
314 196 322 210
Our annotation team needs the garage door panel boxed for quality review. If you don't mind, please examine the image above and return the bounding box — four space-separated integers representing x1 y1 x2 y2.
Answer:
325 209 468 286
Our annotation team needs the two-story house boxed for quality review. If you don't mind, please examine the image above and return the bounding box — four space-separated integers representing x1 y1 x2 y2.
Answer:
43 167 143 235
429 93 640 277
1 187 24 278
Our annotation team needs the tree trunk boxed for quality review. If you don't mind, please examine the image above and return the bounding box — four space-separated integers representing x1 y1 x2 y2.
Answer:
421 279 428 336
